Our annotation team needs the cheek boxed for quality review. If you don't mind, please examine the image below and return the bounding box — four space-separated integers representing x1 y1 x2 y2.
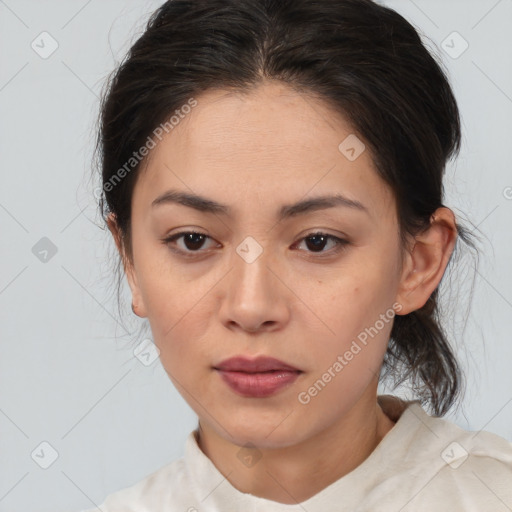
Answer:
314 270 394 334
301 249 399 364
133 241 211 333
296 283 394 417
139 271 215 374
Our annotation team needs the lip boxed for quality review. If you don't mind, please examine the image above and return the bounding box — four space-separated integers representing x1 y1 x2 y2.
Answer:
215 356 301 373
213 356 303 398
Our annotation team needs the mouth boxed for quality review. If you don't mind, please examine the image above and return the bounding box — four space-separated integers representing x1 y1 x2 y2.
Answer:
213 356 303 398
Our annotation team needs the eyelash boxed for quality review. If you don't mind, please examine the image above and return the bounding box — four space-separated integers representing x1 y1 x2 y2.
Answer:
161 230 349 259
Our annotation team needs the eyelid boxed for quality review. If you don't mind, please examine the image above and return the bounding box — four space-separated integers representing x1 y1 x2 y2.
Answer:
162 230 349 258
162 230 218 258
292 231 349 257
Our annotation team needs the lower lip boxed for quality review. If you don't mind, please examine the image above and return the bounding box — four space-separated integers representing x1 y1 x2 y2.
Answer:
216 369 301 398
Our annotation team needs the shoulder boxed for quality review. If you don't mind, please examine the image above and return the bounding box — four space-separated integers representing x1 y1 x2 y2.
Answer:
425 414 512 509
81 455 188 512
378 398 512 511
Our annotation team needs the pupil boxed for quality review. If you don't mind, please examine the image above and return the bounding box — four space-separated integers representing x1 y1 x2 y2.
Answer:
307 235 326 252
182 234 328 252
185 233 204 250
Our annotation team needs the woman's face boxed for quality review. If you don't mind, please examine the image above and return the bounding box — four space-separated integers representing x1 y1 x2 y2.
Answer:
119 81 408 448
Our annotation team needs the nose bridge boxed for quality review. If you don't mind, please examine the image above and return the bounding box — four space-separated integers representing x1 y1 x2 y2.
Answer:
217 233 290 332
231 234 273 299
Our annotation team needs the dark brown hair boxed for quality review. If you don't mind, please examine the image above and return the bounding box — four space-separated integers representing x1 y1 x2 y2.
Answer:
95 0 479 416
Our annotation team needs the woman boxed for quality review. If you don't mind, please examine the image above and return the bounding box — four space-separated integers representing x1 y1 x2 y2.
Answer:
85 0 512 509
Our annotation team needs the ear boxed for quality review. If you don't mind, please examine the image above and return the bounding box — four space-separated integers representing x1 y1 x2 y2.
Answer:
395 207 457 315
106 213 148 318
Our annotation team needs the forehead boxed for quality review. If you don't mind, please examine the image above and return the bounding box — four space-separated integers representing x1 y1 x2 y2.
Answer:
167 82 357 159
133 81 396 221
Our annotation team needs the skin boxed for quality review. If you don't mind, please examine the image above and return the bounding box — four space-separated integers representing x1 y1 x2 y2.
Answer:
107 81 457 504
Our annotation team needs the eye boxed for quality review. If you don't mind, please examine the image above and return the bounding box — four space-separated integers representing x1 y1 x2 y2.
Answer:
293 232 349 255
162 230 349 258
162 231 218 257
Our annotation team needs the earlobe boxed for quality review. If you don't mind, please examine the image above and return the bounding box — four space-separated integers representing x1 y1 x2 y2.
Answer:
106 213 148 318
395 207 457 315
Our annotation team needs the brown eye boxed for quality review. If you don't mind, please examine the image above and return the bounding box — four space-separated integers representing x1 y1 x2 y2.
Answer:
180 232 208 251
304 233 330 252
294 232 349 255
163 231 218 256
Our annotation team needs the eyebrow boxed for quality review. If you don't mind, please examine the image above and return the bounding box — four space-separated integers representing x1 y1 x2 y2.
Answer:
151 189 369 219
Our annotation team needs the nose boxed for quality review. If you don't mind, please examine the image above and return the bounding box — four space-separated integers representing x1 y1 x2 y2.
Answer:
218 240 290 334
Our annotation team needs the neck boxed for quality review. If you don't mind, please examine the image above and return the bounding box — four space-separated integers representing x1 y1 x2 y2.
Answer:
196 393 397 504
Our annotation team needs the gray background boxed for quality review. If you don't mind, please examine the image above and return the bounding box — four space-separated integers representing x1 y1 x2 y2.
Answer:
0 0 511 510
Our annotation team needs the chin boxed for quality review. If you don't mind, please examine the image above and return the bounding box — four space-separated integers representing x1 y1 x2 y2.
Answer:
212 408 314 450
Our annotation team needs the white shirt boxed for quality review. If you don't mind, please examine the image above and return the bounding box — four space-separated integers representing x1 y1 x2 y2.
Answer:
82 397 512 511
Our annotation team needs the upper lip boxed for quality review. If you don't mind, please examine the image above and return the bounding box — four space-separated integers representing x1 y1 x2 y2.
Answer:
214 356 302 373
